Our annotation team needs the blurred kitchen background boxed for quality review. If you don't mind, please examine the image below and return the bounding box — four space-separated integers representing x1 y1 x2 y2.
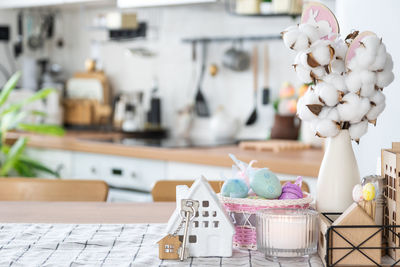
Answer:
0 0 398 201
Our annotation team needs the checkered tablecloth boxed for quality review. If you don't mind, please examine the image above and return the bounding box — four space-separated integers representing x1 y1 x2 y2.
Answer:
0 223 323 267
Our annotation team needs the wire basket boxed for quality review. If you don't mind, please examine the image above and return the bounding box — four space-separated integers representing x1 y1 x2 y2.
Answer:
219 193 313 250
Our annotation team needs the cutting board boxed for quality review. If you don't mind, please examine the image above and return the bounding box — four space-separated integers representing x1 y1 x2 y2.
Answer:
73 71 111 105
239 140 311 152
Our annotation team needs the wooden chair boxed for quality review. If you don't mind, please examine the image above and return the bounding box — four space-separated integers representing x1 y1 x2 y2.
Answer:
151 179 310 202
0 178 109 201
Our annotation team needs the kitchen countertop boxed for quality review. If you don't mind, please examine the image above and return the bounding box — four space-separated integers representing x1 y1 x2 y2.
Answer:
0 201 175 223
7 131 323 177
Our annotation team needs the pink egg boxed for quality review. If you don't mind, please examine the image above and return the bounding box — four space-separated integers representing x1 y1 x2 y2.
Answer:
352 184 363 202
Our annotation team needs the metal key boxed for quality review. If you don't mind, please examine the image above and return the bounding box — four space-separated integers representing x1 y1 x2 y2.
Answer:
179 199 199 261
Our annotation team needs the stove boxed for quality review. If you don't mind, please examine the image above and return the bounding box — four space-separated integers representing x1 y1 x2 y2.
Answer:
85 137 237 148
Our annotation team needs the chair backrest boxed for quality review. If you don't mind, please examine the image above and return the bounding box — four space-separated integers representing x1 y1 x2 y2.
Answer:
151 179 310 202
152 180 224 202
0 178 109 202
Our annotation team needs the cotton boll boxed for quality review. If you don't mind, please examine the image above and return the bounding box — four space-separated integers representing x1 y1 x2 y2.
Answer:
360 70 377 85
362 36 381 55
298 50 312 69
369 90 385 105
315 119 340 138
333 40 347 60
360 83 375 97
376 70 394 88
337 93 371 123
369 44 387 71
282 26 310 51
315 107 341 138
293 33 310 51
366 101 385 124
345 71 362 93
297 88 322 121
359 70 377 97
324 73 346 93
294 64 313 84
347 57 361 71
282 26 300 50
312 66 327 78
309 40 334 66
384 53 393 72
319 107 340 122
330 59 345 74
299 23 320 44
354 46 376 69
315 82 340 106
349 120 368 142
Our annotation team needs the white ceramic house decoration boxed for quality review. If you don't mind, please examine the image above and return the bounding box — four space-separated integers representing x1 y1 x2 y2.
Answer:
165 176 235 257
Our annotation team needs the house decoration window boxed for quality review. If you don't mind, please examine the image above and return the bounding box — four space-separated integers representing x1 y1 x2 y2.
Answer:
203 221 209 228
213 221 219 228
193 221 199 228
202 201 209 207
189 235 197 243
164 244 174 253
202 211 209 217
212 211 217 217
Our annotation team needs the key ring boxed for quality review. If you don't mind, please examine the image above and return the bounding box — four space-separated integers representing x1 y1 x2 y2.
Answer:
180 206 196 221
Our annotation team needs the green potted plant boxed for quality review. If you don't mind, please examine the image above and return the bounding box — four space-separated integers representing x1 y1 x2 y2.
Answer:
0 72 64 177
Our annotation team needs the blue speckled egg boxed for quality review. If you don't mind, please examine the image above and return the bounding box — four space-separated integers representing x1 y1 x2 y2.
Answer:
221 179 249 198
250 168 282 199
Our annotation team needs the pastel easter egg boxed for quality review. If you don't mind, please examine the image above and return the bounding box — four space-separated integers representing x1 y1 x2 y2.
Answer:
221 178 249 198
250 168 282 199
362 183 376 201
279 182 303 200
352 184 364 202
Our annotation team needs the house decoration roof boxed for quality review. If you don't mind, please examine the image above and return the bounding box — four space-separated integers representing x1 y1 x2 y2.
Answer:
166 176 235 234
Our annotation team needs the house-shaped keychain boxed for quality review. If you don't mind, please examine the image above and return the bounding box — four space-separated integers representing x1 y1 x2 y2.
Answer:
159 176 235 259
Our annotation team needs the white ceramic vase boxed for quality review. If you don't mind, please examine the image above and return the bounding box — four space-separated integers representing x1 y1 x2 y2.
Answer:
316 130 361 213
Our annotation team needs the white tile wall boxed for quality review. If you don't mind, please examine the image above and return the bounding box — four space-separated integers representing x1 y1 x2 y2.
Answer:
0 3 304 135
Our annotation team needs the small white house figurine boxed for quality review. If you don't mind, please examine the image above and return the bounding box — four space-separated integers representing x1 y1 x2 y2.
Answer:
162 176 235 258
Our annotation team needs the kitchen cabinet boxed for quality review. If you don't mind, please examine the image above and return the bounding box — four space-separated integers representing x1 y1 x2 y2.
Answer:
71 151 166 192
25 146 317 201
117 0 215 8
0 0 112 9
25 148 74 178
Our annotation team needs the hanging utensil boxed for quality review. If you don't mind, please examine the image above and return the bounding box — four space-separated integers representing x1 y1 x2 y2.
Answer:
13 11 23 58
28 14 52 51
245 45 259 126
262 44 270 105
194 41 210 117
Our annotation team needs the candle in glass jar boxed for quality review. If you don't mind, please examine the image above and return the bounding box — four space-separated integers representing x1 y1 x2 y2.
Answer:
256 208 318 259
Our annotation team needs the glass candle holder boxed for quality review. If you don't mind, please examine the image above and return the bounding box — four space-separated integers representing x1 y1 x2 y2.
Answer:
256 208 318 261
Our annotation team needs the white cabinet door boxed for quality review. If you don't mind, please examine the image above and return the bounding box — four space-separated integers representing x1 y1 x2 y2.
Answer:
0 0 63 8
166 162 232 181
117 0 215 8
0 0 110 8
72 152 167 192
25 148 73 178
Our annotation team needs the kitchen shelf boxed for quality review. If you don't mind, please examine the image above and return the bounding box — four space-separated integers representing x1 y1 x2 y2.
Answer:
88 22 147 42
182 34 281 43
227 11 300 18
223 0 300 19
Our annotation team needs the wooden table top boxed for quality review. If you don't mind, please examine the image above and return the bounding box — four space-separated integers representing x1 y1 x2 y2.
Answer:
7 131 324 177
0 202 176 223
